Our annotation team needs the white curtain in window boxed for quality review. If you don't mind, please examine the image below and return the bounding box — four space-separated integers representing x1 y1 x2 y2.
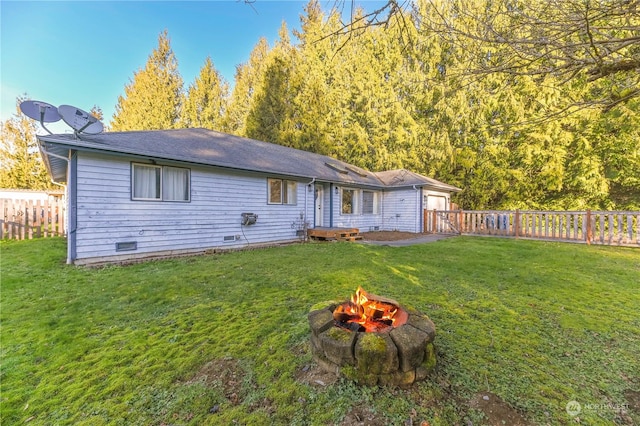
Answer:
163 167 189 201
286 181 297 204
363 191 374 214
133 165 160 199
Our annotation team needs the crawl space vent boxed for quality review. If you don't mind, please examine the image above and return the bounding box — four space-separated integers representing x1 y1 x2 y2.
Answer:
116 241 137 252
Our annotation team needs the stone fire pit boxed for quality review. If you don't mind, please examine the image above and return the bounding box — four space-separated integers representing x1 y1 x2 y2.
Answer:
308 289 436 386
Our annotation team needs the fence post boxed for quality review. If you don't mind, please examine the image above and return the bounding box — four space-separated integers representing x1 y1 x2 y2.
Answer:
514 210 520 238
19 201 26 240
459 210 463 234
586 209 592 245
432 209 437 233
423 209 427 233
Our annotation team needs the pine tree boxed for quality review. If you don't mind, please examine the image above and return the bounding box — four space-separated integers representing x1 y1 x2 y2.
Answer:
408 0 638 210
111 30 183 131
223 38 270 136
89 105 104 121
330 7 421 171
287 0 347 157
0 96 52 189
181 57 229 130
245 22 295 144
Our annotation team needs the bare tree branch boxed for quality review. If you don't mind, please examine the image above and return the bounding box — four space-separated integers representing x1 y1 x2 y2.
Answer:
332 0 640 110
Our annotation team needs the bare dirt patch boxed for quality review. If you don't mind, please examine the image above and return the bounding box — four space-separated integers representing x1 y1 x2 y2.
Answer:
360 231 423 241
625 389 640 418
188 357 245 403
187 358 274 415
339 406 388 426
295 362 339 388
469 392 532 426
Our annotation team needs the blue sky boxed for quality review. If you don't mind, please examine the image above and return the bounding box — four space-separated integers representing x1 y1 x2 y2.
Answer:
1 0 385 130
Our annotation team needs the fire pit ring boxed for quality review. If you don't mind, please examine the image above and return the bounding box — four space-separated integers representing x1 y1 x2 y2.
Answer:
308 289 436 387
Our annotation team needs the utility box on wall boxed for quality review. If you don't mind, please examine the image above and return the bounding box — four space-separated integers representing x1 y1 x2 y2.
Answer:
241 212 258 226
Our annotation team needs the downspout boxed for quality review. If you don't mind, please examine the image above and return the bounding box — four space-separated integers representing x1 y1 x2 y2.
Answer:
329 183 334 227
304 178 316 233
414 185 423 233
40 145 75 264
381 189 385 231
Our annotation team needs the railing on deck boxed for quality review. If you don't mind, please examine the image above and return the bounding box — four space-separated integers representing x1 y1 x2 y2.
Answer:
424 209 640 247
1 198 65 240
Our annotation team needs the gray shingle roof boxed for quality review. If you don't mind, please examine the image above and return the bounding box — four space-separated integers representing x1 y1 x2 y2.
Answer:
375 169 460 191
38 128 460 191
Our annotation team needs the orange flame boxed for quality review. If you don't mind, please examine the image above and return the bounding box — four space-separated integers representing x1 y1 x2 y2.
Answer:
333 286 407 332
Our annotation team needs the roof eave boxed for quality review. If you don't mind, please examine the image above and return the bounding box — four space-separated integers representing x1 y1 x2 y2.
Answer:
37 135 389 188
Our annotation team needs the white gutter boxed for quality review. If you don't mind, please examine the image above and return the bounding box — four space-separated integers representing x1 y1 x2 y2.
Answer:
304 178 316 236
413 185 422 233
40 144 74 264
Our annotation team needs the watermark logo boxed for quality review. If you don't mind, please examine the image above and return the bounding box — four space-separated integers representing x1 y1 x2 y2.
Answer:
566 400 629 417
566 400 582 417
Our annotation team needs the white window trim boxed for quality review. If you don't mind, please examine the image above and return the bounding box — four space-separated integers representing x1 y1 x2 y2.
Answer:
341 188 381 215
362 190 380 215
131 163 191 202
341 188 359 215
132 163 161 201
267 178 298 205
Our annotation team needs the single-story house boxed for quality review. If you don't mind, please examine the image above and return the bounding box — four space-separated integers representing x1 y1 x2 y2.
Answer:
37 128 460 265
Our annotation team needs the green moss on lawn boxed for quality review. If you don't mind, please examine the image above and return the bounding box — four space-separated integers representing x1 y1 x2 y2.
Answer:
1 237 638 425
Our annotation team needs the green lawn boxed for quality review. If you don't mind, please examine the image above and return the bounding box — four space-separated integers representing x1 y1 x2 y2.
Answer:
1 237 638 425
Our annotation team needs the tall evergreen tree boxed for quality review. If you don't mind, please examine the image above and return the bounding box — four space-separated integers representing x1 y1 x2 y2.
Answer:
245 22 295 144
408 0 639 210
223 38 270 136
111 30 183 131
181 57 229 130
327 7 421 171
287 0 349 157
89 105 104 121
0 96 52 189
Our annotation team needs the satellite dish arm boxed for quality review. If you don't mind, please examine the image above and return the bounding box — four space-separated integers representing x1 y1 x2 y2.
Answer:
39 108 54 135
76 116 97 134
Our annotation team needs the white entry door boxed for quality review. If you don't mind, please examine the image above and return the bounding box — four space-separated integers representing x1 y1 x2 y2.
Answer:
315 186 324 227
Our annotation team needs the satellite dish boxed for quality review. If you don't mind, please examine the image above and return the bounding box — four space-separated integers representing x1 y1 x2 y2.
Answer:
20 100 61 122
19 100 61 135
58 104 104 135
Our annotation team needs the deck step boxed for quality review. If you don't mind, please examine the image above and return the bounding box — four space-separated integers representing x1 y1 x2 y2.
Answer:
308 227 361 242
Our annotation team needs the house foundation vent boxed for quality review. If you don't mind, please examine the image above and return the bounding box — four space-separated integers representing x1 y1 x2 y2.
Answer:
116 241 137 251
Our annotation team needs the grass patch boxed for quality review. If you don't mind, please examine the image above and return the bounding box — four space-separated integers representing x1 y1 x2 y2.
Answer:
1 237 638 425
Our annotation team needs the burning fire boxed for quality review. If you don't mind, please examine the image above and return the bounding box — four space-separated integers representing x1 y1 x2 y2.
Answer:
333 287 407 332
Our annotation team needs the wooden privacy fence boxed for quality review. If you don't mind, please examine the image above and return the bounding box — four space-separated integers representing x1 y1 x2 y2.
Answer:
424 209 640 247
1 198 65 240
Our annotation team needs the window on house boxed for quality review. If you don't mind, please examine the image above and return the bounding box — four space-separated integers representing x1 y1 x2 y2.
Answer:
132 163 190 202
362 190 379 214
342 188 356 214
268 178 297 205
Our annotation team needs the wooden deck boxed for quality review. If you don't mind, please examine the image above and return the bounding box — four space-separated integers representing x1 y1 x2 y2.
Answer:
307 227 362 242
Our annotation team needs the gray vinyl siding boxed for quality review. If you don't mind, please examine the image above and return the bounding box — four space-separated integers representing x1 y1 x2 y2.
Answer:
380 189 421 232
74 152 312 263
331 185 384 231
325 185 423 232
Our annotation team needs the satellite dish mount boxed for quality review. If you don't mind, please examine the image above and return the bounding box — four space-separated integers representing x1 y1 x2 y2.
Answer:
58 104 104 137
19 100 104 138
19 100 61 135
